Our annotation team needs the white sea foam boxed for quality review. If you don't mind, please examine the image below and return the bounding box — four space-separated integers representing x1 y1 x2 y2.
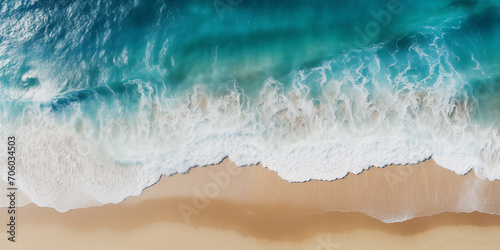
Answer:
1 76 498 213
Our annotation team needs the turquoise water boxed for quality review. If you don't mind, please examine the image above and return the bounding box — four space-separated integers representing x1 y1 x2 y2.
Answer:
1 0 500 219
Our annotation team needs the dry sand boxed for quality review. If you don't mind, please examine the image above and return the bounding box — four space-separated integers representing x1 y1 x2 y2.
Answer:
1 158 500 249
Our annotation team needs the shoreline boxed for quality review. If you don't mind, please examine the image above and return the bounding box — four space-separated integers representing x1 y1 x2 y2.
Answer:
6 156 500 220
2 158 500 249
120 157 500 223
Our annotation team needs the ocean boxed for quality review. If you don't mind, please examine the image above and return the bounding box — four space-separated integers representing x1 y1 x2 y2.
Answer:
1 0 499 218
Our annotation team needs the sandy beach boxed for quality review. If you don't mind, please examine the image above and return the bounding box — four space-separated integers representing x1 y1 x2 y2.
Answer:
2 158 500 249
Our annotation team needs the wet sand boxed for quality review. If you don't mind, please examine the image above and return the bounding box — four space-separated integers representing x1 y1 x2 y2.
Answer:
1 158 500 249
